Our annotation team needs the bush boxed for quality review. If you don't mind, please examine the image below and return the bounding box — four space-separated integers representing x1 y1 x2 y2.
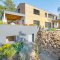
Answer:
0 20 3 24
0 42 24 59
49 28 56 31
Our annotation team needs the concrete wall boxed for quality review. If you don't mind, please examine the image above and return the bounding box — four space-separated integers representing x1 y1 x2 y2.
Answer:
0 25 39 44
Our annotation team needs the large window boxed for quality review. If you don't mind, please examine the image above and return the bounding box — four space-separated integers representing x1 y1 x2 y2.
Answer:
6 36 16 41
33 20 40 26
45 22 51 28
33 9 40 15
48 14 54 19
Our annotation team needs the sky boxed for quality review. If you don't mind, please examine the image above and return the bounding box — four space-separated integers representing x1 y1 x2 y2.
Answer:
14 0 60 15
0 0 60 15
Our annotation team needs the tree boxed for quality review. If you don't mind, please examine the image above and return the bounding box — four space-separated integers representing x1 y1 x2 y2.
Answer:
0 5 4 11
0 0 16 11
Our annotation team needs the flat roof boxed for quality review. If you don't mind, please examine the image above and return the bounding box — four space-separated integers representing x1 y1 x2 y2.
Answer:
4 10 25 17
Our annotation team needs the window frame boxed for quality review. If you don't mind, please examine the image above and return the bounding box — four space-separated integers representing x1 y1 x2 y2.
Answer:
33 9 40 15
33 20 40 26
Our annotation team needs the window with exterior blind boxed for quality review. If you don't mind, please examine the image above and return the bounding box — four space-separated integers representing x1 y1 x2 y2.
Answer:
48 14 54 19
45 22 51 28
33 20 40 26
33 9 40 15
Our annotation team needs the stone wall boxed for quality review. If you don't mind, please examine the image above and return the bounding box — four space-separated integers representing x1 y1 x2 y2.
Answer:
36 29 60 59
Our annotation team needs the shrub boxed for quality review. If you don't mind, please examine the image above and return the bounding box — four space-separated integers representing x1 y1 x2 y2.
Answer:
0 20 3 24
0 42 24 59
49 28 56 31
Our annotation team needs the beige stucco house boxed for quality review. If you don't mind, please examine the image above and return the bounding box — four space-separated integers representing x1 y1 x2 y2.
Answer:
17 3 57 28
0 3 58 28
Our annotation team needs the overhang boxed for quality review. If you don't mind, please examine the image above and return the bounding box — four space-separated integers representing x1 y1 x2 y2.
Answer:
52 20 60 22
4 11 25 20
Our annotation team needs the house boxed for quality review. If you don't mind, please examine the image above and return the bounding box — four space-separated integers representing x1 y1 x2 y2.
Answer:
17 3 57 28
0 3 59 44
0 3 58 28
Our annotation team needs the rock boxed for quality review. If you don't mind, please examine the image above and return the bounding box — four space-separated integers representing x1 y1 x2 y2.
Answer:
36 30 60 58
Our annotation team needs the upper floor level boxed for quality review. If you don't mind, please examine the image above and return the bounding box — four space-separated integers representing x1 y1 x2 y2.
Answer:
17 3 57 20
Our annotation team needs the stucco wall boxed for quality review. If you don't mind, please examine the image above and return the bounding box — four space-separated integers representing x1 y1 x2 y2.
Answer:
17 3 57 28
25 4 49 28
0 25 38 44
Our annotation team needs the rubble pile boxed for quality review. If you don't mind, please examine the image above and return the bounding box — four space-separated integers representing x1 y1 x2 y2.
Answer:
36 29 60 58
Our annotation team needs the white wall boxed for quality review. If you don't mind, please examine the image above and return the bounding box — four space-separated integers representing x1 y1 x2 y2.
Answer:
0 25 39 44
27 35 32 42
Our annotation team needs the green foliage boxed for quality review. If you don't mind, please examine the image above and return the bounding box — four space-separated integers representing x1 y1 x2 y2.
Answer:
0 20 3 24
12 42 24 53
4 47 16 57
0 42 24 59
0 11 3 20
0 5 4 11
49 28 56 31
0 0 16 11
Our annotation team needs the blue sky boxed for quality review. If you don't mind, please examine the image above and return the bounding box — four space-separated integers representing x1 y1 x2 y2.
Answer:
0 0 60 15
14 0 60 15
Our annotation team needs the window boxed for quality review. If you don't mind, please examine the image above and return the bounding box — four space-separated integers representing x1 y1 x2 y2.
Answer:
56 16 57 20
33 9 40 15
33 20 40 26
6 36 16 41
45 22 51 28
45 13 47 17
54 22 58 28
18 9 20 13
48 14 54 19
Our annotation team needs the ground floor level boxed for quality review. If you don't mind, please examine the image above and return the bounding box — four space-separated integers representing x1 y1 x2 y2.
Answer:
0 25 38 44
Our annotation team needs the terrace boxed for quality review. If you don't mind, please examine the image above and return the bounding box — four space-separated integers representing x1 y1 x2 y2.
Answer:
1 10 25 25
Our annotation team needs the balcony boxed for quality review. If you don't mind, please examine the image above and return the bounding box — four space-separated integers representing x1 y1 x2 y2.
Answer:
1 10 25 25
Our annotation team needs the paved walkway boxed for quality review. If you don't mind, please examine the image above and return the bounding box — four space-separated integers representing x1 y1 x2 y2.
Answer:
39 51 58 60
